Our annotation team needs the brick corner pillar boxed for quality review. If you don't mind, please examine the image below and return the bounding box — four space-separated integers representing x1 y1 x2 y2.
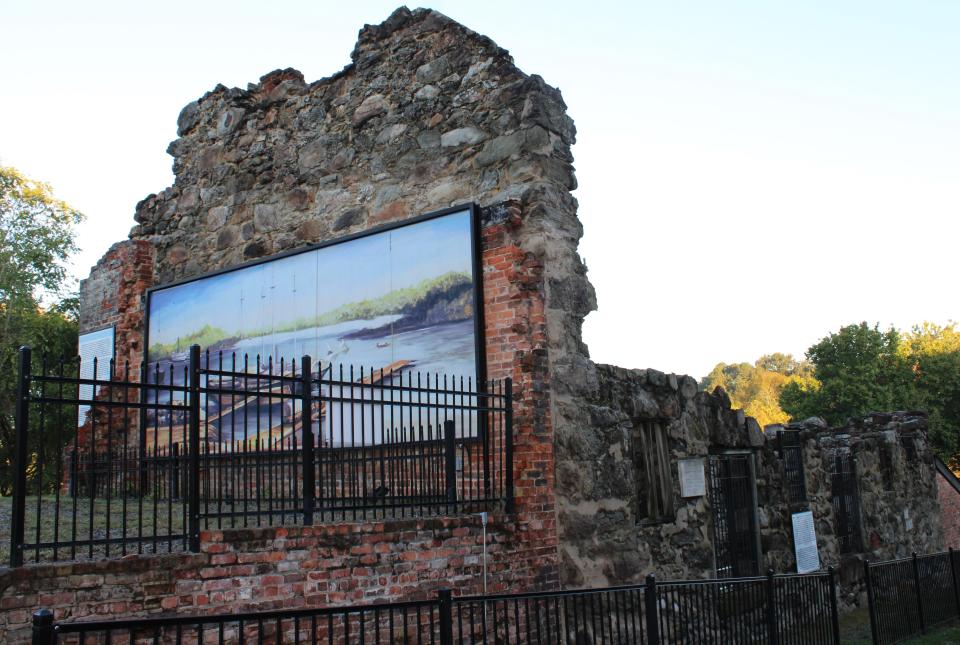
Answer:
77 238 156 452
480 199 561 592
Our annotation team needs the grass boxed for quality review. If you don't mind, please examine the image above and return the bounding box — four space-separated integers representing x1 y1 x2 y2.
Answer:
0 495 187 564
0 494 468 565
840 607 960 644
901 625 960 643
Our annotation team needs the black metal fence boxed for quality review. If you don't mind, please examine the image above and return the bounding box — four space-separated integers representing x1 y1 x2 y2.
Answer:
865 549 960 645
28 570 841 644
35 596 443 645
8 345 513 566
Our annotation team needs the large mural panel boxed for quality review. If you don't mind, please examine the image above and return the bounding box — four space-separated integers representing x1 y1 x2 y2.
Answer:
144 206 483 446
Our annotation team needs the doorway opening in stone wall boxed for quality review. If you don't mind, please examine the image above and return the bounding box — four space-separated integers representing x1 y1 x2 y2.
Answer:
708 452 762 578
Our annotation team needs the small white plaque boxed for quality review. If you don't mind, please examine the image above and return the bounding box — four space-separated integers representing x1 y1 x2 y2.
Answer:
792 511 820 574
678 458 706 498
78 327 115 425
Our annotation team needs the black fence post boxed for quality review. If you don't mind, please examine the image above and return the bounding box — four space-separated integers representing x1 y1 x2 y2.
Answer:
170 443 180 499
766 569 779 645
301 356 315 526
950 547 960 619
31 608 54 645
438 588 454 645
828 566 841 645
911 552 925 634
444 420 457 505
10 346 31 568
864 559 879 645
504 377 514 514
187 344 201 553
138 361 148 493
68 451 77 498
645 574 660 645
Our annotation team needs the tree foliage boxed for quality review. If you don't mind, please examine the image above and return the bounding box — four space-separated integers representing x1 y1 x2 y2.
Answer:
779 323 910 424
900 323 960 462
706 321 960 464
701 354 813 427
0 166 84 493
779 321 960 463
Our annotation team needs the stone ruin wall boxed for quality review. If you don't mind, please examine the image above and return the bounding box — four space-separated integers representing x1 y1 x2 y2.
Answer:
556 361 944 608
23 3 944 639
17 6 593 639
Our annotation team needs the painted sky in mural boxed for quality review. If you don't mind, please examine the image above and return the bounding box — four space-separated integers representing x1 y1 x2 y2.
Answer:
147 209 478 379
144 209 480 446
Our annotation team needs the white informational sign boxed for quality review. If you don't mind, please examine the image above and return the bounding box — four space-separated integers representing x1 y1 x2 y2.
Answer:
678 458 706 498
792 510 820 574
78 327 115 425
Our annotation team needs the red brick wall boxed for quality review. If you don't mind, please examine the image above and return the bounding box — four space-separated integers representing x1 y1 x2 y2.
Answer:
75 240 154 453
938 472 960 548
0 201 561 642
480 201 559 589
79 239 154 369
0 515 538 642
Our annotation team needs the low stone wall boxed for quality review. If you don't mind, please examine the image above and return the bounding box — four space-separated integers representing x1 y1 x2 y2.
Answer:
555 364 746 586
555 363 943 610
0 513 542 643
782 413 942 607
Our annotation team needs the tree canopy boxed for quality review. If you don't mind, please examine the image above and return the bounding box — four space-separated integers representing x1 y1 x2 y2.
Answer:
779 323 910 424
701 354 814 427
0 165 84 493
705 321 960 466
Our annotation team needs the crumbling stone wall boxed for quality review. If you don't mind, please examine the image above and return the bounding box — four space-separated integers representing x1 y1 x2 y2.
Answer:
555 363 943 608
55 5 948 638
63 5 591 635
554 365 766 587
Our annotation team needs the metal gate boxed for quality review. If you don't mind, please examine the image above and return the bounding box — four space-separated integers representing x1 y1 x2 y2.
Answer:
831 453 862 554
708 453 761 578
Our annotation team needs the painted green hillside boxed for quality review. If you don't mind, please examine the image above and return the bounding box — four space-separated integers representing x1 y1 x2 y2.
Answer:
148 271 472 360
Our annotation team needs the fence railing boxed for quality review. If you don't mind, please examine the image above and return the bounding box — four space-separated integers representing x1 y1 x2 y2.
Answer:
8 345 512 566
27 570 841 645
865 549 960 645
33 597 443 645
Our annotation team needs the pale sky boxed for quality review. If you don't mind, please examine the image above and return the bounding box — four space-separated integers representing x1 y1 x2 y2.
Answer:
2 1 957 378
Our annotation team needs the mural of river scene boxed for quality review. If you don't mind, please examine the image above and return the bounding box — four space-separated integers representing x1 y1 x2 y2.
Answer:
144 208 482 446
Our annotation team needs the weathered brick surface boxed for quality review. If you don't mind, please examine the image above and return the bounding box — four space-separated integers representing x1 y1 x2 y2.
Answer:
0 515 537 642
76 239 154 452
53 7 580 640
78 239 154 367
938 471 960 548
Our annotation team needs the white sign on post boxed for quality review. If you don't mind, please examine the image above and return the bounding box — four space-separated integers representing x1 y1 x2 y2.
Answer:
678 458 706 498
792 510 820 574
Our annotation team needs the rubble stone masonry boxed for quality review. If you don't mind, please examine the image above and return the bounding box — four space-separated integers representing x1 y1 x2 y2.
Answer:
6 6 589 641
4 5 945 641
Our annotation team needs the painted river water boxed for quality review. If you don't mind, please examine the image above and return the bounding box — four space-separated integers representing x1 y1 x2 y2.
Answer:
146 318 481 445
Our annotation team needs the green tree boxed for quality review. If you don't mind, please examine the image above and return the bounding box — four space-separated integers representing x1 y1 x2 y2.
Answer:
900 322 960 462
755 352 813 378
0 166 84 493
779 323 915 427
701 354 812 427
